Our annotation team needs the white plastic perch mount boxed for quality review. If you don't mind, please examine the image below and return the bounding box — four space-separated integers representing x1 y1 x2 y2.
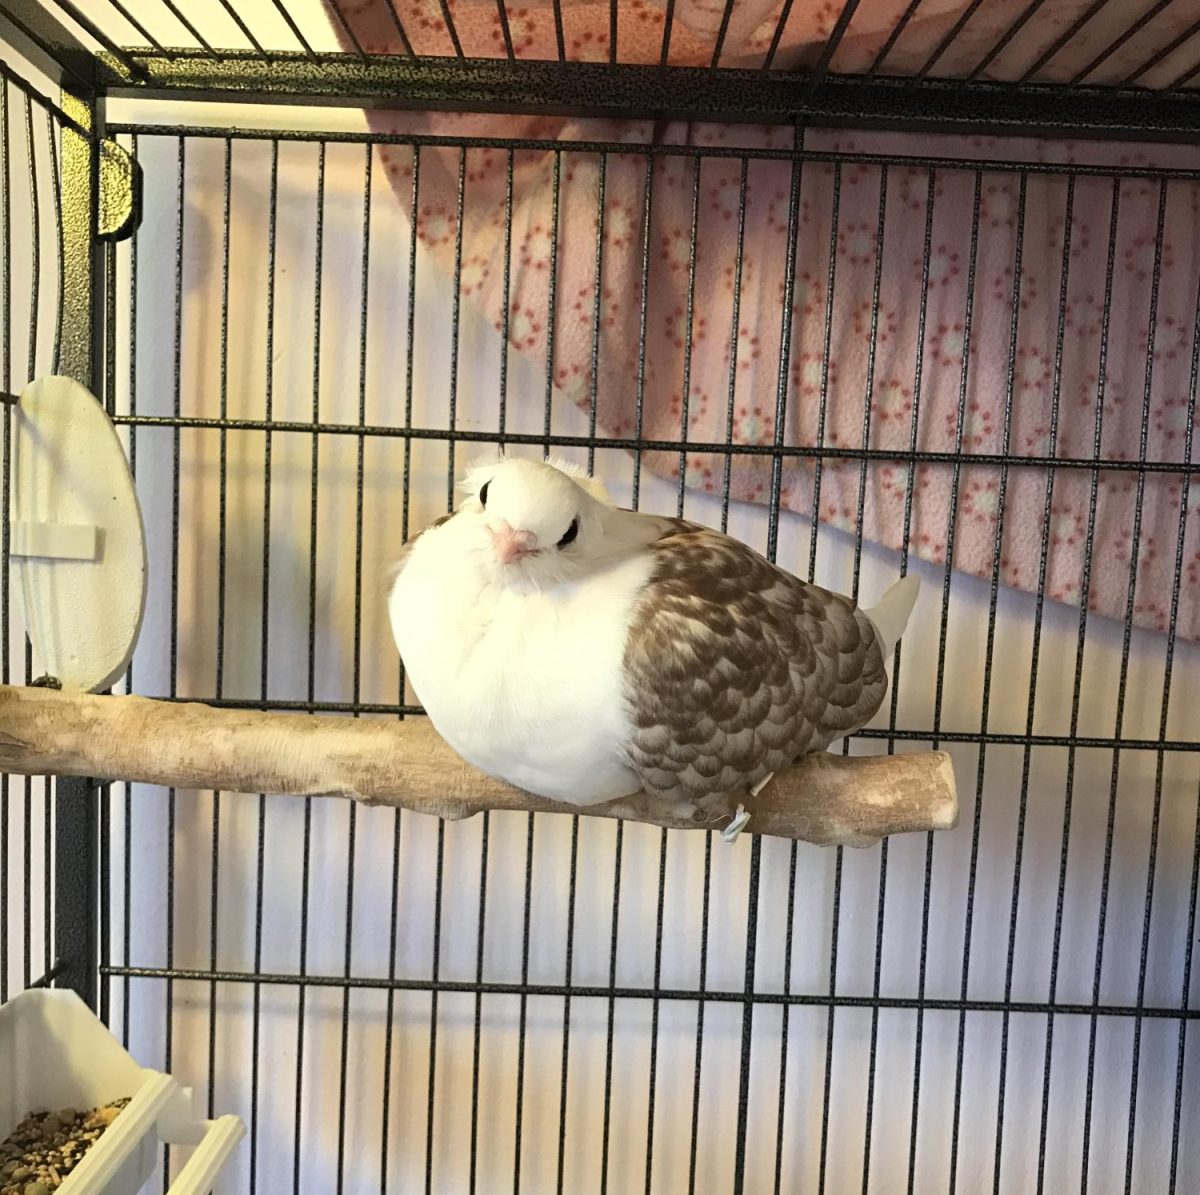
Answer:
10 376 146 693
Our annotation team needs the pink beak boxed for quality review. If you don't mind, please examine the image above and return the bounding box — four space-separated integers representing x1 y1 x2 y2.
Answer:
490 520 537 564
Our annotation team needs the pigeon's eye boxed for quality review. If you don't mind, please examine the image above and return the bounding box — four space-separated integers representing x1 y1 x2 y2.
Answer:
479 481 490 507
557 518 579 549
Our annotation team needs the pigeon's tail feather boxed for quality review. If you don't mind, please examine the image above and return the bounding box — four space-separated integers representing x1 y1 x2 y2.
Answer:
864 574 920 660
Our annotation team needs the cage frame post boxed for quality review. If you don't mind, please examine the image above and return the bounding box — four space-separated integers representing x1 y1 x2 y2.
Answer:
0 0 108 97
52 777 97 1005
96 53 1200 143
52 80 106 1008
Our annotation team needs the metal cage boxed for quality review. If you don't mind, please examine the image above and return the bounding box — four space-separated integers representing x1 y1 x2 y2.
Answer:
0 2 1198 1193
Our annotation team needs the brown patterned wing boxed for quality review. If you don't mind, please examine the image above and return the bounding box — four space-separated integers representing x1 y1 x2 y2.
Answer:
622 529 887 806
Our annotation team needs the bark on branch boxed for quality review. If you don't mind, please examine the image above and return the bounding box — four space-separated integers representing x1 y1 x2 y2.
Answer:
0 685 958 847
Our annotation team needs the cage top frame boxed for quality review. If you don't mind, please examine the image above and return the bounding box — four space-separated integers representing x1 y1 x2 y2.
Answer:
5 0 1200 142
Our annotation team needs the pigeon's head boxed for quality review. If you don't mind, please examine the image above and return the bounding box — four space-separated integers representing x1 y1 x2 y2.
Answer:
459 456 612 589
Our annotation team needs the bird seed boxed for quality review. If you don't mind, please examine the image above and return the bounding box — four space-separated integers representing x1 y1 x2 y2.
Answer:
0 1100 129 1193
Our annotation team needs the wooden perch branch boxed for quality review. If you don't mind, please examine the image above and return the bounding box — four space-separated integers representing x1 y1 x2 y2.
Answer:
0 685 957 847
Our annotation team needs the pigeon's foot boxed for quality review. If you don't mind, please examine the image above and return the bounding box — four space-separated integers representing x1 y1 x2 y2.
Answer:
673 792 735 828
674 790 755 842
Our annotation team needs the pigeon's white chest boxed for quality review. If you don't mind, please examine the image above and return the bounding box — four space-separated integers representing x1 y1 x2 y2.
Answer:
388 540 653 804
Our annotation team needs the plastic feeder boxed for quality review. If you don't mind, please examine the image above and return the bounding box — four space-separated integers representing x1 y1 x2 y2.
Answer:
0 989 243 1194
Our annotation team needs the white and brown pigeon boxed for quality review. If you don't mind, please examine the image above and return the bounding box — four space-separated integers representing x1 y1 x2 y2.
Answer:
387 456 918 838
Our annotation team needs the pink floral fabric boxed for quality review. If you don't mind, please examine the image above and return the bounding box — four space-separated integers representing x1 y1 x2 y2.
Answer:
334 1 1200 641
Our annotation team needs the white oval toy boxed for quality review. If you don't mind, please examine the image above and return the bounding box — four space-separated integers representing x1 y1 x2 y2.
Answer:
11 375 146 693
